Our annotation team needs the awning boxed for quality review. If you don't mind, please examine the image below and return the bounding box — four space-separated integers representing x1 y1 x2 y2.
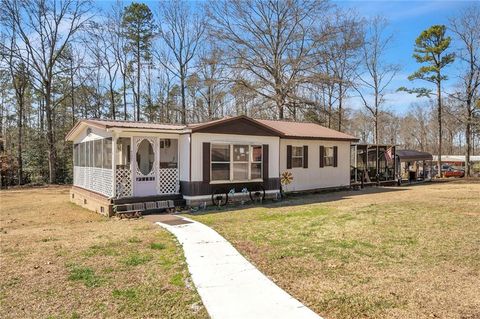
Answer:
396 150 433 161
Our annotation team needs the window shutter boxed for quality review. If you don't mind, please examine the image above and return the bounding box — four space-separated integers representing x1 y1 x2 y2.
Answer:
203 142 210 182
303 145 308 168
333 146 338 167
286 145 292 169
262 144 269 180
319 145 324 168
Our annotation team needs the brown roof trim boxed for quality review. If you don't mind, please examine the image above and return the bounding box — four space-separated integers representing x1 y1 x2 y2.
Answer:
190 115 285 136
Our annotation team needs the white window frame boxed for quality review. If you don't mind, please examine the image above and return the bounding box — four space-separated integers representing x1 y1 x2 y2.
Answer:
211 143 231 182
292 146 304 168
210 143 263 183
324 146 334 167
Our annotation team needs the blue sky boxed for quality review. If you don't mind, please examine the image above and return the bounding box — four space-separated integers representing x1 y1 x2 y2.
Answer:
335 0 476 113
94 0 476 114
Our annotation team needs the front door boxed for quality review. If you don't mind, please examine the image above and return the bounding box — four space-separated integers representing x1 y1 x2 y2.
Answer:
133 137 157 196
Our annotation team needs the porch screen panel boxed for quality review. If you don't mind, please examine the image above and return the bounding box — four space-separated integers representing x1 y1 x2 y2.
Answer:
73 144 78 166
85 142 92 167
103 138 112 169
79 142 85 167
94 139 102 168
90 141 95 168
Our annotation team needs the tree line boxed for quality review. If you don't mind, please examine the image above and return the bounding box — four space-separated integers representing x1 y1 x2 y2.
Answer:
0 0 479 186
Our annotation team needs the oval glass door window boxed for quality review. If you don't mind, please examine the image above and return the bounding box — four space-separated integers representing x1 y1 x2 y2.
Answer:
136 139 154 175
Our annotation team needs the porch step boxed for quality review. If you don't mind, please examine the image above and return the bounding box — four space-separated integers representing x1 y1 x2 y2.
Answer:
113 194 186 216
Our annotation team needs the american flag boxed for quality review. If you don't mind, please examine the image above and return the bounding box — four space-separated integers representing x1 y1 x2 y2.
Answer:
385 147 393 162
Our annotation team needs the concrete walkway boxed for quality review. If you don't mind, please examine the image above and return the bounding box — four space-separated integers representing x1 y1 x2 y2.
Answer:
155 215 321 319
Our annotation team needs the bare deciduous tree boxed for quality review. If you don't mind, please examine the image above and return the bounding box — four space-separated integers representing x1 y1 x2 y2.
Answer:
158 0 206 124
1 0 91 183
208 0 328 119
85 21 120 119
450 4 480 177
354 16 400 144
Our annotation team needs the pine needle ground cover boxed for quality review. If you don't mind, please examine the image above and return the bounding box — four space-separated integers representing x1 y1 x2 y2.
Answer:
190 180 480 319
0 186 207 319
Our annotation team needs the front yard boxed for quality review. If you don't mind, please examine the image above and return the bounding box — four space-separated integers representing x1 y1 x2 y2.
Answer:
0 186 207 319
190 180 480 319
1 181 479 319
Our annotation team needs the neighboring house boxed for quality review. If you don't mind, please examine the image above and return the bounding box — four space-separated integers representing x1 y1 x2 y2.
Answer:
65 115 358 216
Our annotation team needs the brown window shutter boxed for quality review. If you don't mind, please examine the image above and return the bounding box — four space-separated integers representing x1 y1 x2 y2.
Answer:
262 144 269 180
286 145 292 169
319 145 324 167
203 142 210 182
303 145 308 168
333 146 338 167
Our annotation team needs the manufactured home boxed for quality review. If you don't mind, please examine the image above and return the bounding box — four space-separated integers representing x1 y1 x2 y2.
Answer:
65 115 359 216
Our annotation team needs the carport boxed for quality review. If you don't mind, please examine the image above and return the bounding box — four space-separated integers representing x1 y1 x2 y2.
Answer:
395 150 433 183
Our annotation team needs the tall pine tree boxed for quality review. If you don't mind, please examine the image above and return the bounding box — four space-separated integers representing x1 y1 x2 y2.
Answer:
399 25 455 177
122 3 155 121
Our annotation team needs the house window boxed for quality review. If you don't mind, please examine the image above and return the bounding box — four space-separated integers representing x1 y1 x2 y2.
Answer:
324 147 334 166
211 144 263 182
251 145 262 179
211 144 231 181
292 146 304 168
233 145 249 180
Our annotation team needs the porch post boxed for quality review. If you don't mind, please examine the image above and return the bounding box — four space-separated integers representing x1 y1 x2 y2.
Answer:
112 133 117 198
354 144 358 183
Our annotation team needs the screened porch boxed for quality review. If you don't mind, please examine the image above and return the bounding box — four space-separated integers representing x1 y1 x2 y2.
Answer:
73 136 180 199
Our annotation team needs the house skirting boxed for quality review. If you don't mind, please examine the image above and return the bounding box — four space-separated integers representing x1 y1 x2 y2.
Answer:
183 190 280 206
180 178 280 196
70 186 113 217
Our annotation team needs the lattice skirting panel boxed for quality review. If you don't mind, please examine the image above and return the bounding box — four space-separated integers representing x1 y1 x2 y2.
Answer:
158 168 180 194
73 167 113 197
115 167 132 198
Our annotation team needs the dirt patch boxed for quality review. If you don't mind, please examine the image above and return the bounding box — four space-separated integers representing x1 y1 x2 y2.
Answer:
0 186 208 319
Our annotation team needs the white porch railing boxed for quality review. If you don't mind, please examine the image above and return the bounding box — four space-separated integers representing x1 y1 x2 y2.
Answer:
73 166 113 197
158 168 180 194
115 166 132 198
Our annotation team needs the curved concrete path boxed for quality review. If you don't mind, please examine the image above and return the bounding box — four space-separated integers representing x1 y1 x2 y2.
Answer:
155 215 321 319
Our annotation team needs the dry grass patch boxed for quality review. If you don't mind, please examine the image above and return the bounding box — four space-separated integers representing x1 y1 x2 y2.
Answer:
0 186 207 319
190 180 480 319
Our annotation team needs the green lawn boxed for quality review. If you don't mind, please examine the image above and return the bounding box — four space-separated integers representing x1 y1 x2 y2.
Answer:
0 186 207 319
189 180 480 319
